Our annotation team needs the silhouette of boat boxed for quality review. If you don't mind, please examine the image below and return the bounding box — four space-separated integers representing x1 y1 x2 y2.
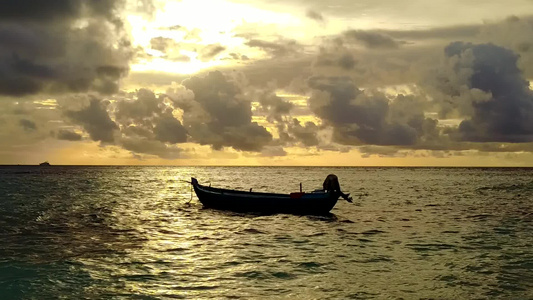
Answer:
39 161 51 166
191 177 342 215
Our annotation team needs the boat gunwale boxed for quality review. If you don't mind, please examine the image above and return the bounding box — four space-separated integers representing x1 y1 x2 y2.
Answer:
193 178 326 198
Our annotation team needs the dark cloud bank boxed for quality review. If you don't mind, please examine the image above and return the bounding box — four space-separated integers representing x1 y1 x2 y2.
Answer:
44 36 533 158
0 0 131 97
63 71 273 158
305 39 533 153
307 76 438 148
445 42 533 143
4 3 532 160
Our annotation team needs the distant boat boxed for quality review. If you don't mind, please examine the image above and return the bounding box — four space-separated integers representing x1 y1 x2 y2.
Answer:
39 161 51 166
191 177 344 215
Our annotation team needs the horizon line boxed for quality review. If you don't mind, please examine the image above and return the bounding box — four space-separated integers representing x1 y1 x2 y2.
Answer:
1 164 532 168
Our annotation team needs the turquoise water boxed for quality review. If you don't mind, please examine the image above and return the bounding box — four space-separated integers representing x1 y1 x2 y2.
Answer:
1 166 532 299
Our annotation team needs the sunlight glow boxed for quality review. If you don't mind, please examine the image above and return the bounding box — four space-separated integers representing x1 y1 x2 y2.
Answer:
127 0 303 75
131 57 224 75
33 99 58 109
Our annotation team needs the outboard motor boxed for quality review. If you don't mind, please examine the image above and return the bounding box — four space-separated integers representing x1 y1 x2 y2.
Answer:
323 174 352 202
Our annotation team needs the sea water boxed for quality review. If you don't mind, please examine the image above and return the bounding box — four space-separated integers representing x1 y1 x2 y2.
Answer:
0 166 532 299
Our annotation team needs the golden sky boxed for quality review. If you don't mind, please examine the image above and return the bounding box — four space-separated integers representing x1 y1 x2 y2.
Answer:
0 0 533 166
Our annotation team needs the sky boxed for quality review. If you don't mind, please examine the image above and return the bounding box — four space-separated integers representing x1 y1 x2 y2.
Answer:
1 0 533 166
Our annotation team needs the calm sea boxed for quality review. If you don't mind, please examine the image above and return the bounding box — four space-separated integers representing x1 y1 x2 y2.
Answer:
0 166 532 299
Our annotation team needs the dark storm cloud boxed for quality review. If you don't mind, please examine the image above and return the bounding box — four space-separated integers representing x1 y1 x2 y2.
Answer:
344 30 400 49
60 88 189 158
307 76 438 146
57 129 82 141
0 0 135 97
182 72 251 126
115 88 188 145
66 98 118 143
19 119 37 131
154 115 188 144
256 92 293 122
121 124 153 139
440 42 533 143
0 0 119 21
115 89 161 122
179 71 272 151
478 15 533 78
287 119 320 147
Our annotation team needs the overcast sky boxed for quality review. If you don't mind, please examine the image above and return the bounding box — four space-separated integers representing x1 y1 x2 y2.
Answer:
1 0 532 166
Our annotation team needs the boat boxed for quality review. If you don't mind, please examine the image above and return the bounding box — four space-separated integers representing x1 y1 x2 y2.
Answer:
39 161 51 166
191 177 344 215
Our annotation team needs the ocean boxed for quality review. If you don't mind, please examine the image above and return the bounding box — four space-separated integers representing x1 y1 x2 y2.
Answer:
0 166 532 299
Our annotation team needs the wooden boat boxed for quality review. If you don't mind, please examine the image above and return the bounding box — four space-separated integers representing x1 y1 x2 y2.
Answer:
191 177 341 215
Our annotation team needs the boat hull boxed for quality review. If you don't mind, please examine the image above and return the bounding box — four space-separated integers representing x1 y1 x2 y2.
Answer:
191 178 339 215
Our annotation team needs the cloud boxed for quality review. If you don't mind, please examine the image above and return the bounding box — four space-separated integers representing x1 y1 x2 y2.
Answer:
154 114 188 144
377 25 481 41
306 10 324 22
121 137 185 160
255 91 293 122
19 119 37 131
286 119 320 147
307 76 439 146
57 129 82 141
115 88 161 122
0 0 136 97
159 24 183 31
221 54 313 90
439 42 533 143
150 36 173 52
198 44 226 61
344 30 400 49
139 74 275 152
222 52 249 61
147 37 192 62
358 145 402 157
261 145 287 157
245 39 303 57
477 15 533 78
315 50 357 70
65 98 118 143
0 0 119 21
115 88 188 145
180 71 272 151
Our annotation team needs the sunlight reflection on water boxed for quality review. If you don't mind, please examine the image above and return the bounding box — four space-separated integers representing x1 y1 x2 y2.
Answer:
0 166 532 299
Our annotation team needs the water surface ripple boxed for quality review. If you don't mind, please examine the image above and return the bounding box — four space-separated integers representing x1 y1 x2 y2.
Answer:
0 166 532 299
